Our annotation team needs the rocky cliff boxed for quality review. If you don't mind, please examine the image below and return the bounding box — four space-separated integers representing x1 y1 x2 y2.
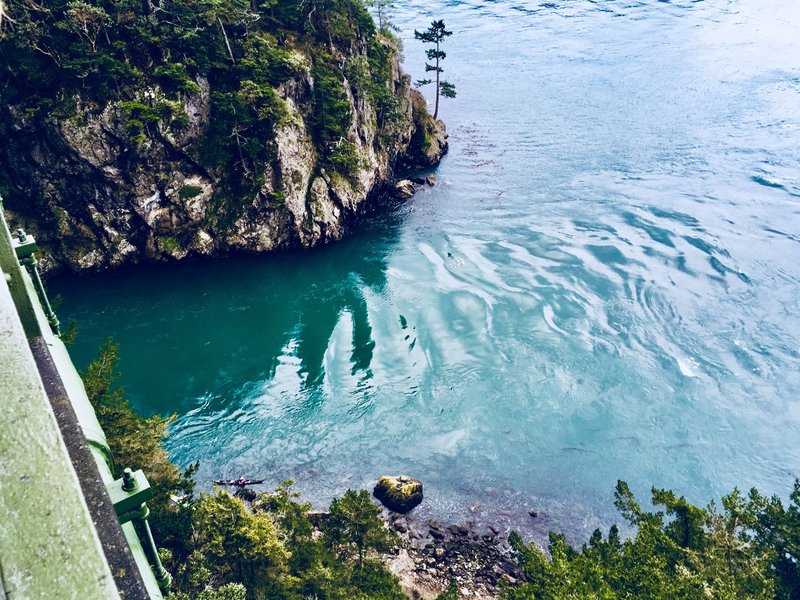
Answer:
0 2 446 273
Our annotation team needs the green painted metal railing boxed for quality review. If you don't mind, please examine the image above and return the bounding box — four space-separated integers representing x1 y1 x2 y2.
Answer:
0 196 169 598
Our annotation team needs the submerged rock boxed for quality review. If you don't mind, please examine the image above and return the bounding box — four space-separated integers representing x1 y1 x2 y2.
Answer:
373 475 424 513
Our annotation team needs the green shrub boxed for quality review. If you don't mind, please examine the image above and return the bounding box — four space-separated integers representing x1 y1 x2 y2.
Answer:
268 191 286 205
179 185 204 200
328 141 365 176
159 236 180 254
311 54 362 177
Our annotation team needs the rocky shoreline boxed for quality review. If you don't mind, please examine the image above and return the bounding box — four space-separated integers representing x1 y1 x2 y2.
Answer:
383 509 526 599
240 481 528 599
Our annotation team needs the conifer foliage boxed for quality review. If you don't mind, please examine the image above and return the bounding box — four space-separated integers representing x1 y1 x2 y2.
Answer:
504 480 800 599
414 19 456 120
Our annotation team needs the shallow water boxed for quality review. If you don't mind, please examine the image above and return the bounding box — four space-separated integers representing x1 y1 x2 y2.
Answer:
53 0 800 543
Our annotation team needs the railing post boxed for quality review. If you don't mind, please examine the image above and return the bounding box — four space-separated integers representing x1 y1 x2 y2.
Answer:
13 228 60 335
132 504 172 596
112 468 172 596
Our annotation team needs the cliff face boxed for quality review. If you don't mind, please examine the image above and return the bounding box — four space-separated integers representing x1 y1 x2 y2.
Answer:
0 14 446 273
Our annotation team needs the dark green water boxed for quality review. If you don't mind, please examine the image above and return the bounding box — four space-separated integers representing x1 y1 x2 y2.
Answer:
53 0 800 542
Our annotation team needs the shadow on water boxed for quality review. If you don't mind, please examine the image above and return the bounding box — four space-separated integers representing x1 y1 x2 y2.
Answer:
51 204 406 418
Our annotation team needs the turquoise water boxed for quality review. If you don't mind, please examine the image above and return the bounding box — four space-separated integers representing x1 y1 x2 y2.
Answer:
53 0 800 542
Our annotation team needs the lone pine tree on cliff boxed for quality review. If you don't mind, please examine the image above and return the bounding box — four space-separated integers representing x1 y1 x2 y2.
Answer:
414 19 456 120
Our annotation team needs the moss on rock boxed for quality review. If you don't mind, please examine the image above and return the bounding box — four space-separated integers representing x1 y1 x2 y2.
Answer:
373 475 423 514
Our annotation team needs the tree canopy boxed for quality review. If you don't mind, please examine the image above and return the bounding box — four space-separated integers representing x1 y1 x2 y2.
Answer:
0 0 402 214
503 480 800 599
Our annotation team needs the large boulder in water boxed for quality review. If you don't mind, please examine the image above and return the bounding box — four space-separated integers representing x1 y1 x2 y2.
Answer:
373 476 423 513
392 179 416 199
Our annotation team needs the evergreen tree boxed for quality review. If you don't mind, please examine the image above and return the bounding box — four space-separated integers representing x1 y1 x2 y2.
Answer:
322 489 398 568
364 0 397 32
414 19 456 120
82 339 197 560
502 480 781 599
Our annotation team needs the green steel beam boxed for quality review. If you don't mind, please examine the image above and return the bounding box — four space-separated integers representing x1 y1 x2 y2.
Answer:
0 199 165 598
123 522 169 600
111 470 172 596
0 271 121 600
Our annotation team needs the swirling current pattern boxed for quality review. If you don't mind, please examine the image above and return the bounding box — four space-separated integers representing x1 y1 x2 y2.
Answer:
55 0 800 542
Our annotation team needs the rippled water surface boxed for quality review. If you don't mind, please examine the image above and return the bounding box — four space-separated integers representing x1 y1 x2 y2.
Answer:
54 0 800 541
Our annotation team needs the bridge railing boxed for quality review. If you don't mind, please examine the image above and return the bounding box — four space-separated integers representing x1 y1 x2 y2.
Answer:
0 196 169 599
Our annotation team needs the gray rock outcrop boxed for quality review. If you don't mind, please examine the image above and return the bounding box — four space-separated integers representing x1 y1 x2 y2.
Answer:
0 43 447 273
392 180 416 199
